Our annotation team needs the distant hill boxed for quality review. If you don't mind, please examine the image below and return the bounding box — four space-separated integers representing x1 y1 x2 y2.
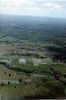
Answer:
0 15 66 44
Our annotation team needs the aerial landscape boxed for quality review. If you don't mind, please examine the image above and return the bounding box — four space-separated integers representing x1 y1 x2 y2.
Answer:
0 15 66 99
0 0 66 99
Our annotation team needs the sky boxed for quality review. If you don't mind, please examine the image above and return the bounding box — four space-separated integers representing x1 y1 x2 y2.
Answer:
0 0 66 17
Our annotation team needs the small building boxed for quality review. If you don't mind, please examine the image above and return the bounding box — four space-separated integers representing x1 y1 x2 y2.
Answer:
19 58 26 64
32 58 42 66
42 57 53 64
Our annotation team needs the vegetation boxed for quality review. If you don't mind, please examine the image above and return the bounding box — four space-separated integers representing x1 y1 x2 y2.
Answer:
0 15 66 99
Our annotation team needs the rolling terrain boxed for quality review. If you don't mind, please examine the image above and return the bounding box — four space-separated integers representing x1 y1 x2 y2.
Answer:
0 15 66 99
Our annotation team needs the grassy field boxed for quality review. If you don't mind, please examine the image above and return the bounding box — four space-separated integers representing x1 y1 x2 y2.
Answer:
0 43 66 99
0 63 66 99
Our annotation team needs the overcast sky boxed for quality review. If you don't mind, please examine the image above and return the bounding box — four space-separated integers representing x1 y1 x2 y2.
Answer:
0 0 66 17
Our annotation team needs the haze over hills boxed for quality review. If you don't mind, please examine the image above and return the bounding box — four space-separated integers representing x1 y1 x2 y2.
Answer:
0 15 66 60
0 15 66 43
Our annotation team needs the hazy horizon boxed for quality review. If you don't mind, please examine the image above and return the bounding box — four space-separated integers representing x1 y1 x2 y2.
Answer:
0 14 66 20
